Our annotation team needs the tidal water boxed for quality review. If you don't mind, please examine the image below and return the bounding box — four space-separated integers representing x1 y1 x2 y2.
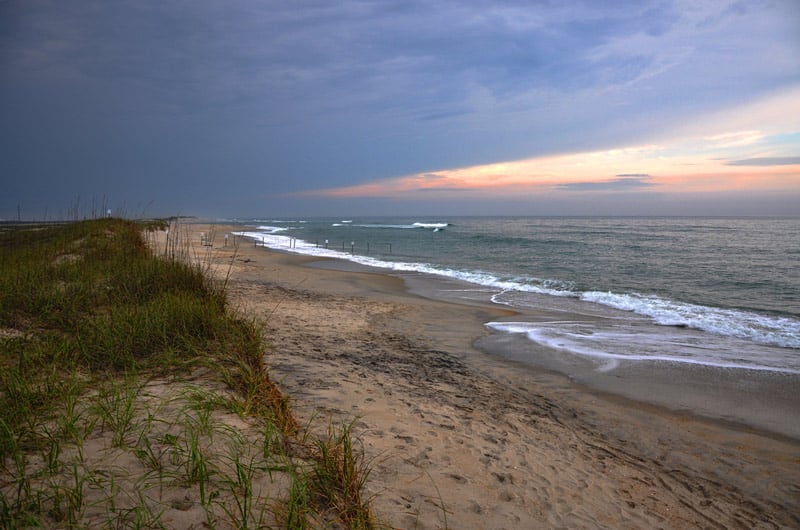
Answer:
231 217 800 375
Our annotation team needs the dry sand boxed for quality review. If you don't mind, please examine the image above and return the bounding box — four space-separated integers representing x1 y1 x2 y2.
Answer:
199 225 799 529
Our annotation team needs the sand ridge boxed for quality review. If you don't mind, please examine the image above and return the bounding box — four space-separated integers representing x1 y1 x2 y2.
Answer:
205 225 799 529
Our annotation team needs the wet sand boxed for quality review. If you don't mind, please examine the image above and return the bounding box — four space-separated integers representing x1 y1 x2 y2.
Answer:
206 225 799 528
399 268 800 441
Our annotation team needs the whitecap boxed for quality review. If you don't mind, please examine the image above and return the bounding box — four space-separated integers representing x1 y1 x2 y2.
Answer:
580 291 800 349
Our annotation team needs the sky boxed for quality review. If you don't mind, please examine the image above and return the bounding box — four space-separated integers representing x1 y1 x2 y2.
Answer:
1 0 799 219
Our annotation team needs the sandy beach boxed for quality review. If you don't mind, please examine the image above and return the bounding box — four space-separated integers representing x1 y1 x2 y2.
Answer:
199 224 799 529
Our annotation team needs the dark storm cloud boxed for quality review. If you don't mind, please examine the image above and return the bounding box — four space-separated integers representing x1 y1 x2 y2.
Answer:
1 0 799 217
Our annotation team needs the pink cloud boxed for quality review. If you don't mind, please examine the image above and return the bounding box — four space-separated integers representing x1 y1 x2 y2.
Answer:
293 146 798 200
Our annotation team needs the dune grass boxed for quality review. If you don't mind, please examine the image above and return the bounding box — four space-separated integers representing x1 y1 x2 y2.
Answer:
0 218 377 529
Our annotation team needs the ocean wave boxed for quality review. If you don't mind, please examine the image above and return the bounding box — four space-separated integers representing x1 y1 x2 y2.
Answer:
331 222 451 230
234 228 800 351
486 321 800 374
412 222 451 229
580 291 800 349
255 225 289 233
234 228 557 293
241 219 306 224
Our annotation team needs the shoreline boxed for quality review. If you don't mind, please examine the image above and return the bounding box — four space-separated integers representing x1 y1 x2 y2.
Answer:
203 223 800 528
242 228 800 441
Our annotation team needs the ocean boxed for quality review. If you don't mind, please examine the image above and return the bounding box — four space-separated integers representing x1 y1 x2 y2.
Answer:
230 217 800 375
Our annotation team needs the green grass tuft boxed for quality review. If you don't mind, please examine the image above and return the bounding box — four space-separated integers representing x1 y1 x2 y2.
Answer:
0 218 379 529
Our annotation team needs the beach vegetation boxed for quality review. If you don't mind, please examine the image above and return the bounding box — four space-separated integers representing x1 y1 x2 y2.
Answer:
309 421 374 526
0 218 378 529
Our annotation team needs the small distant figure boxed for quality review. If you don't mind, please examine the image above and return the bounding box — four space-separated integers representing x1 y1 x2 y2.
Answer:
106 208 112 218
224 234 229 247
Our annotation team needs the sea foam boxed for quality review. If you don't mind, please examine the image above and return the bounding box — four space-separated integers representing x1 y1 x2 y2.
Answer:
581 291 800 349
233 226 800 352
486 321 800 374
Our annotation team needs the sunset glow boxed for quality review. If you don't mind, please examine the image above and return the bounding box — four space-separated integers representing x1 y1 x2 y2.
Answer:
291 85 800 205
299 133 799 199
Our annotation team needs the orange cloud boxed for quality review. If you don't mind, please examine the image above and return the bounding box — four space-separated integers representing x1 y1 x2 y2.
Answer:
289 87 800 201
295 144 799 199
657 165 800 193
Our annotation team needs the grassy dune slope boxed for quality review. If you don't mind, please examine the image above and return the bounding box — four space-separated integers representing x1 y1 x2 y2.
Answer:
0 219 374 529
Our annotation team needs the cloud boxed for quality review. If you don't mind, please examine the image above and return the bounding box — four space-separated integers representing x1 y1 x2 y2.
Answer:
703 131 766 149
298 111 800 201
726 156 800 166
556 175 655 191
2 1 800 218
417 187 477 192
